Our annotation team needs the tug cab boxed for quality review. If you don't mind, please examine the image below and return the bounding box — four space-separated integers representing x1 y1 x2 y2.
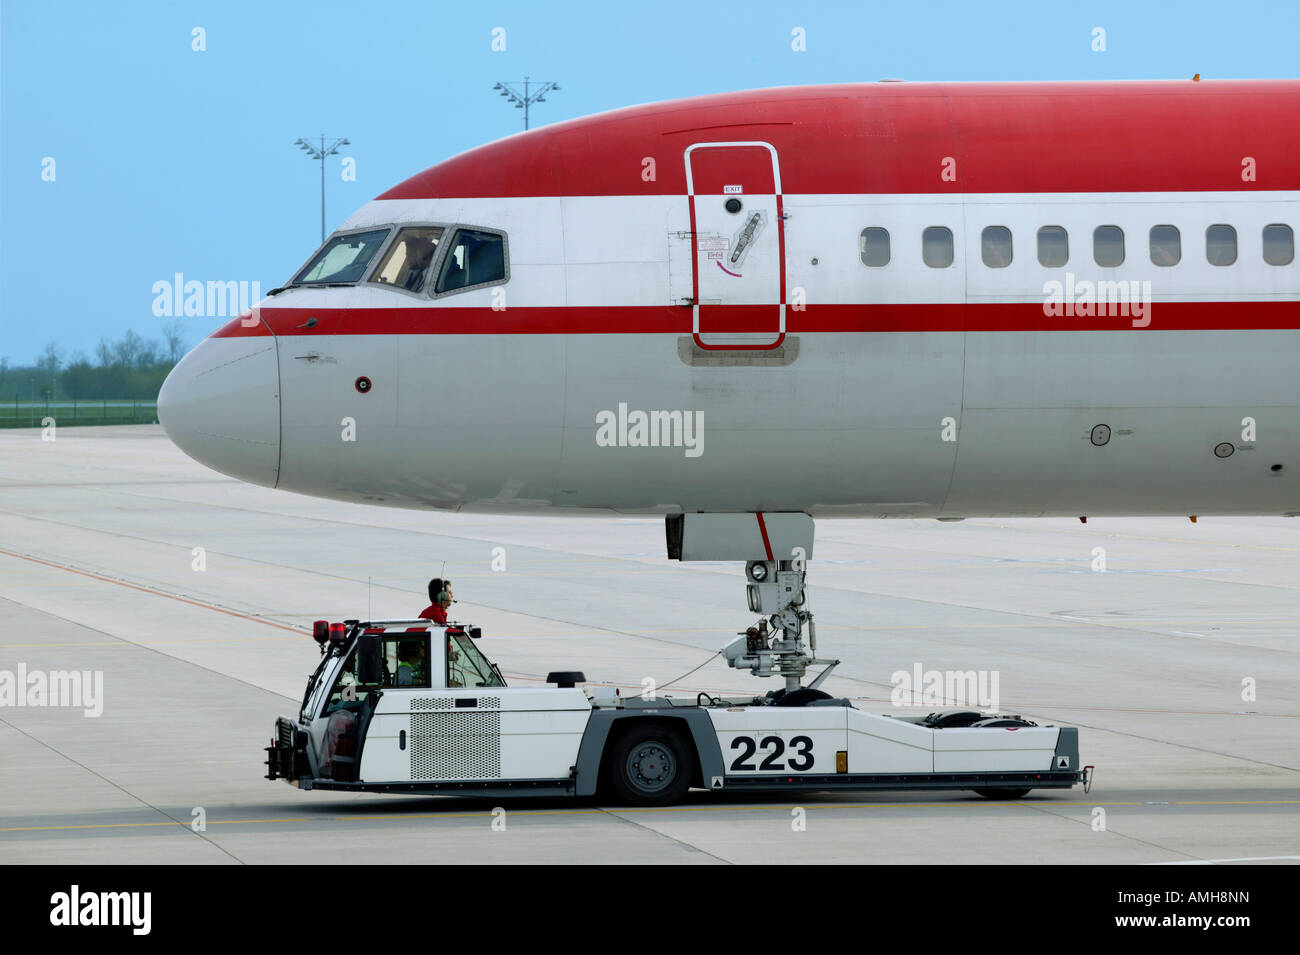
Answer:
270 619 594 795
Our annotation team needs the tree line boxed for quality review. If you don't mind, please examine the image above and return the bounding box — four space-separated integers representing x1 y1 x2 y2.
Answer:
0 323 187 401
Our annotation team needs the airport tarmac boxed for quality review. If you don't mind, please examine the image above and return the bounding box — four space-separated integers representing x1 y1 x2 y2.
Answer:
0 425 1297 864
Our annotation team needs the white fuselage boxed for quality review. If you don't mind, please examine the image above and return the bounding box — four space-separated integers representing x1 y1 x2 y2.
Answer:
160 185 1300 518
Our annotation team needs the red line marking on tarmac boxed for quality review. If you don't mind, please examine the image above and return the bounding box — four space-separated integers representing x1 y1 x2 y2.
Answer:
0 547 307 634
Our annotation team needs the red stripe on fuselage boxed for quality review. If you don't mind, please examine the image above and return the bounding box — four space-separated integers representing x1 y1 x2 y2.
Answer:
237 301 1300 339
210 314 273 337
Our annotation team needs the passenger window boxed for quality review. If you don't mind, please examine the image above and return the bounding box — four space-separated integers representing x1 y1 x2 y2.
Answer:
1093 225 1125 267
1149 225 1181 266
922 226 954 268
1206 224 1237 266
435 228 507 293
292 229 390 286
860 227 890 267
1263 224 1295 266
981 226 1012 268
369 227 444 293
1037 226 1068 267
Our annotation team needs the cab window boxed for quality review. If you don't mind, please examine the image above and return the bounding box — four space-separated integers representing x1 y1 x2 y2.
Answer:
369 227 444 293
322 644 368 716
321 631 396 715
385 633 431 688
435 228 507 293
445 630 504 689
292 229 390 286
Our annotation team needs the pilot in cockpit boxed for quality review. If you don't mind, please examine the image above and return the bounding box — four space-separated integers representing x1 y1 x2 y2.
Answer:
402 237 437 291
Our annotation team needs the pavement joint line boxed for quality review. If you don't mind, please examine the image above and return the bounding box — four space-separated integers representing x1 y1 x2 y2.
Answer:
0 713 246 864
1027 706 1300 775
1147 855 1300 865
0 593 298 705
596 808 735 864
1016 797 1210 864
4 799 1296 834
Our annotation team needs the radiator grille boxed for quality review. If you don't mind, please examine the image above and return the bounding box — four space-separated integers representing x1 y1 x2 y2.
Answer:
411 710 501 779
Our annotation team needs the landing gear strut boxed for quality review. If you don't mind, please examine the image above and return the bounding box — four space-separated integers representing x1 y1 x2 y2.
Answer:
665 512 838 696
722 558 839 694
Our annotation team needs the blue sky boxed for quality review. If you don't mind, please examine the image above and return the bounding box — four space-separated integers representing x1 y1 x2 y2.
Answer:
1 0 1297 365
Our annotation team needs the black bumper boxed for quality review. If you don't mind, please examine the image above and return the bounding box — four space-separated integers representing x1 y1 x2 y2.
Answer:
265 717 311 782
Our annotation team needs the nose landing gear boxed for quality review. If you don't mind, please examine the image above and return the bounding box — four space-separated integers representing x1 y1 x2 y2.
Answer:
664 512 838 698
722 557 840 696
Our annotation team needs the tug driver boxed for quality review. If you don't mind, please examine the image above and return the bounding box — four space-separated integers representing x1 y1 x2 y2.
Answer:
396 639 426 687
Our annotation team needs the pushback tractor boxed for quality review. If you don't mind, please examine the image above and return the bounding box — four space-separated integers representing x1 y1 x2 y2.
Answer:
266 514 1090 806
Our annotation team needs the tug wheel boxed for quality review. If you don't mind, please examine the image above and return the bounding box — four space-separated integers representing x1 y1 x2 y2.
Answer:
606 724 693 806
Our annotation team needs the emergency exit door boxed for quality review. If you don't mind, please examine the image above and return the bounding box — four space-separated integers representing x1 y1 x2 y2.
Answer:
685 142 786 350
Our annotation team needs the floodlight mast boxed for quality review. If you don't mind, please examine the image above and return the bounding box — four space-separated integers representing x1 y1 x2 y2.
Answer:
295 135 350 242
492 77 560 130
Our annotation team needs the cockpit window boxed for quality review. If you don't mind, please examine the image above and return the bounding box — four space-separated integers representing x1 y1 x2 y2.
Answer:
434 228 507 294
369 227 444 293
292 228 390 286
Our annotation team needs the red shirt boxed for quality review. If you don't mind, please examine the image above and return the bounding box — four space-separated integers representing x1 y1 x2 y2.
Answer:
419 603 447 625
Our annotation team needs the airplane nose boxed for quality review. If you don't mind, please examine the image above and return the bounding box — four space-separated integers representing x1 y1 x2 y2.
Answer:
158 332 281 488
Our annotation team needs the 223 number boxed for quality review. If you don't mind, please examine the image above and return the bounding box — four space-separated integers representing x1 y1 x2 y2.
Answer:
729 735 814 772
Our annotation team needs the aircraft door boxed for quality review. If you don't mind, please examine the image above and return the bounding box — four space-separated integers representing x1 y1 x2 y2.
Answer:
685 142 786 349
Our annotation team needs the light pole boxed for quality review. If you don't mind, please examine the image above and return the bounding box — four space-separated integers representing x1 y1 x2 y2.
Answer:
295 135 350 243
492 77 560 130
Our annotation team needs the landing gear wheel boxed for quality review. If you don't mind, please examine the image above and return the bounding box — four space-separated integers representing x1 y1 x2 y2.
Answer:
607 725 693 806
974 788 1030 799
